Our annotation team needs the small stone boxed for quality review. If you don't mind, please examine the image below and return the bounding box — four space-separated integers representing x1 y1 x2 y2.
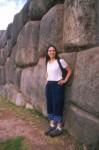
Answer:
25 103 33 109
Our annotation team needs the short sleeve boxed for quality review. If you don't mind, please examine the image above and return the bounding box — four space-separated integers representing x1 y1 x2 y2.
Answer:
60 59 68 68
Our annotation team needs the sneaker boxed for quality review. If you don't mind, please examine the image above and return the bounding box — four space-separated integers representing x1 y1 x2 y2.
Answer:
49 128 62 137
44 126 55 136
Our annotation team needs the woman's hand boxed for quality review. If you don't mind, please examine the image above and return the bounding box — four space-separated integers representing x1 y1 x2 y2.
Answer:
58 79 66 85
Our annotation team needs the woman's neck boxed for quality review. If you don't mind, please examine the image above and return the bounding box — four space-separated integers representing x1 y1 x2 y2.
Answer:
49 58 56 63
50 57 55 61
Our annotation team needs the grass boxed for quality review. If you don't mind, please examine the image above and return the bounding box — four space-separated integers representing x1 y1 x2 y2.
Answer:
0 136 30 150
0 96 47 124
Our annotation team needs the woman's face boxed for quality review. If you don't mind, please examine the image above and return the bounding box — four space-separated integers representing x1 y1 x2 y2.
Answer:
47 47 56 59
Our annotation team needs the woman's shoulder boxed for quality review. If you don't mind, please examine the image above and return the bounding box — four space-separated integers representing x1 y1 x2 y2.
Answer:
59 58 68 67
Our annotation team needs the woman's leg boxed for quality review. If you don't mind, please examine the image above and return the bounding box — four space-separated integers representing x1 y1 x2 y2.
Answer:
44 82 55 135
53 82 65 123
45 82 54 121
49 82 65 137
57 123 62 128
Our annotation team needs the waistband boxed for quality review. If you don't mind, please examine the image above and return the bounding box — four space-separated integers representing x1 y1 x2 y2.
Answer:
47 81 58 83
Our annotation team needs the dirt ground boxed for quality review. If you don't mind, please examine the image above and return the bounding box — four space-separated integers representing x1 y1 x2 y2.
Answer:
0 100 85 150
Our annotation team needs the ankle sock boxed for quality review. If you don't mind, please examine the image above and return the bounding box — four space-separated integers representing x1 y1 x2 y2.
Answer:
50 124 55 127
57 127 62 131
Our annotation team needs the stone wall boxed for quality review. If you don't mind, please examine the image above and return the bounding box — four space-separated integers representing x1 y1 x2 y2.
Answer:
0 0 99 146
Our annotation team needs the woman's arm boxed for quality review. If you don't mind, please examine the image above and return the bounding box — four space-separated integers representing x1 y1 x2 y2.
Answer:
64 66 72 83
58 66 72 85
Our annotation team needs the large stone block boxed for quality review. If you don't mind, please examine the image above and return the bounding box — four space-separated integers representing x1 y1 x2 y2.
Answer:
1 84 25 106
3 84 18 103
32 58 47 116
65 105 99 145
0 85 4 96
20 67 34 101
0 66 6 85
11 1 30 46
28 0 64 20
0 40 13 66
5 45 17 84
70 47 99 117
5 39 13 57
20 58 47 116
63 0 98 52
0 48 5 66
13 67 22 90
38 4 64 57
0 30 7 48
28 0 47 20
15 92 26 106
11 13 22 47
6 23 12 40
15 21 40 67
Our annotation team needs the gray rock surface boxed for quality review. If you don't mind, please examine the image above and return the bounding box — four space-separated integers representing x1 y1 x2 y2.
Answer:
0 31 7 48
0 66 6 85
38 4 64 57
65 105 99 144
28 0 64 20
32 58 47 116
5 45 17 84
20 67 34 102
13 68 22 90
15 21 40 67
70 47 99 117
11 1 30 46
63 0 98 52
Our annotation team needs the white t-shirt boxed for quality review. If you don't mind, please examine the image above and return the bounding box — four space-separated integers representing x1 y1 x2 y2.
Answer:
47 59 68 81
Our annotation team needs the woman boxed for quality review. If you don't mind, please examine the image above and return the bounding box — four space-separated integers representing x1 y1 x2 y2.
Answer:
44 45 72 137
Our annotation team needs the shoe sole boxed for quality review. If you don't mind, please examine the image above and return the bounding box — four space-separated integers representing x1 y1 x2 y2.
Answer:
50 132 62 137
44 128 56 136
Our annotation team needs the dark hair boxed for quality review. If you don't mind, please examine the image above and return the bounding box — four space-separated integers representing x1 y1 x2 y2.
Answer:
45 45 59 66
